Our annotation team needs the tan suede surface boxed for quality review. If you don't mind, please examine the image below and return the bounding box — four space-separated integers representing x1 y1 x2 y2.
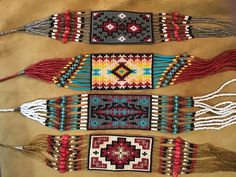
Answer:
0 0 236 177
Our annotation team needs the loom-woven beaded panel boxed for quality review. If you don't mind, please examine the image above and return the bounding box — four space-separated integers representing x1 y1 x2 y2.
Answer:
90 11 154 44
88 135 153 171
91 54 153 89
87 94 152 130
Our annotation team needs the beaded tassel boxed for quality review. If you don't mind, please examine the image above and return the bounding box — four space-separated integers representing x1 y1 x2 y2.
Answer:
0 50 235 90
0 10 235 43
159 137 198 176
0 55 91 90
152 54 190 88
0 79 235 133
52 55 91 90
153 50 236 88
154 12 235 42
0 134 236 176
0 10 90 43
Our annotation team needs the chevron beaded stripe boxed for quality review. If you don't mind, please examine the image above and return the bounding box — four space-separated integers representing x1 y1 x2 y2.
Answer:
0 79 235 133
1 134 236 176
1 10 235 44
0 50 235 90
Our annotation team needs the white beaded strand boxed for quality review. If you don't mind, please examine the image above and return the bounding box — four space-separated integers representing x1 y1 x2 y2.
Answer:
193 79 236 131
20 99 48 125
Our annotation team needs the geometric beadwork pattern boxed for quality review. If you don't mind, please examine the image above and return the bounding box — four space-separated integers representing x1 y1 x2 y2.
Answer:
88 95 152 130
90 11 154 44
88 135 153 171
91 54 153 90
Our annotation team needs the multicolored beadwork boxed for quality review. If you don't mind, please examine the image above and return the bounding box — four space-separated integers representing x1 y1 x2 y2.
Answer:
46 94 88 130
88 94 152 130
91 54 152 89
52 54 91 90
1 50 235 91
47 134 83 173
159 137 197 176
90 11 153 43
2 79 235 133
88 135 153 171
1 10 235 43
19 94 195 132
2 134 235 176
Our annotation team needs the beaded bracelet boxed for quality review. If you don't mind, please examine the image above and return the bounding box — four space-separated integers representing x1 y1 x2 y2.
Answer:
1 79 235 133
0 50 235 90
0 10 235 44
0 134 236 177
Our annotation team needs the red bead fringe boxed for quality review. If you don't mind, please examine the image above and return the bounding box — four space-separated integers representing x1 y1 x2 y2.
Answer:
24 58 71 82
175 49 236 84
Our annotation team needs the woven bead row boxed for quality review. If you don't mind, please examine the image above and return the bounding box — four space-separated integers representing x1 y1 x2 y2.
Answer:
159 138 197 176
49 10 85 42
157 56 190 88
159 12 193 42
53 56 81 87
47 135 82 173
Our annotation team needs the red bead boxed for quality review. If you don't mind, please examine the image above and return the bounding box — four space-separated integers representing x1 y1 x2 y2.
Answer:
62 134 69 140
174 24 180 30
62 144 68 149
60 152 68 157
61 139 68 146
59 164 65 169
65 15 70 21
65 30 70 35
173 171 178 177
59 161 66 165
175 146 181 151
174 155 180 159
59 163 66 170
65 9 70 15
59 168 66 173
173 11 179 17
62 38 68 43
174 31 179 36
175 137 182 143
174 164 179 168
63 34 68 39
174 151 181 155
59 156 66 162
61 138 68 143
59 147 67 153
174 161 180 165
175 141 181 145
65 27 70 31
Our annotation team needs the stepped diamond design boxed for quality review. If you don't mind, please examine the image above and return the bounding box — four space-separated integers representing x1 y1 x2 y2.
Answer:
112 62 132 80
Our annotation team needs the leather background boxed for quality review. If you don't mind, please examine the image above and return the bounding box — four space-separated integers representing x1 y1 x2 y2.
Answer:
0 0 235 177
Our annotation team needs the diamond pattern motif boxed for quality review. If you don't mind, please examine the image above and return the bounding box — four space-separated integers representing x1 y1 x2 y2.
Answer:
112 62 132 80
89 135 153 171
91 11 153 44
91 54 153 90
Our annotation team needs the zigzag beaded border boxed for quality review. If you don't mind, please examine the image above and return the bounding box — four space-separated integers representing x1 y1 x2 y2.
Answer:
43 94 195 133
50 54 191 90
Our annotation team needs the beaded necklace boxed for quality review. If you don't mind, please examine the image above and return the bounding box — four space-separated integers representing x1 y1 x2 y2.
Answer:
0 50 235 90
0 10 235 44
1 79 235 134
0 134 236 177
